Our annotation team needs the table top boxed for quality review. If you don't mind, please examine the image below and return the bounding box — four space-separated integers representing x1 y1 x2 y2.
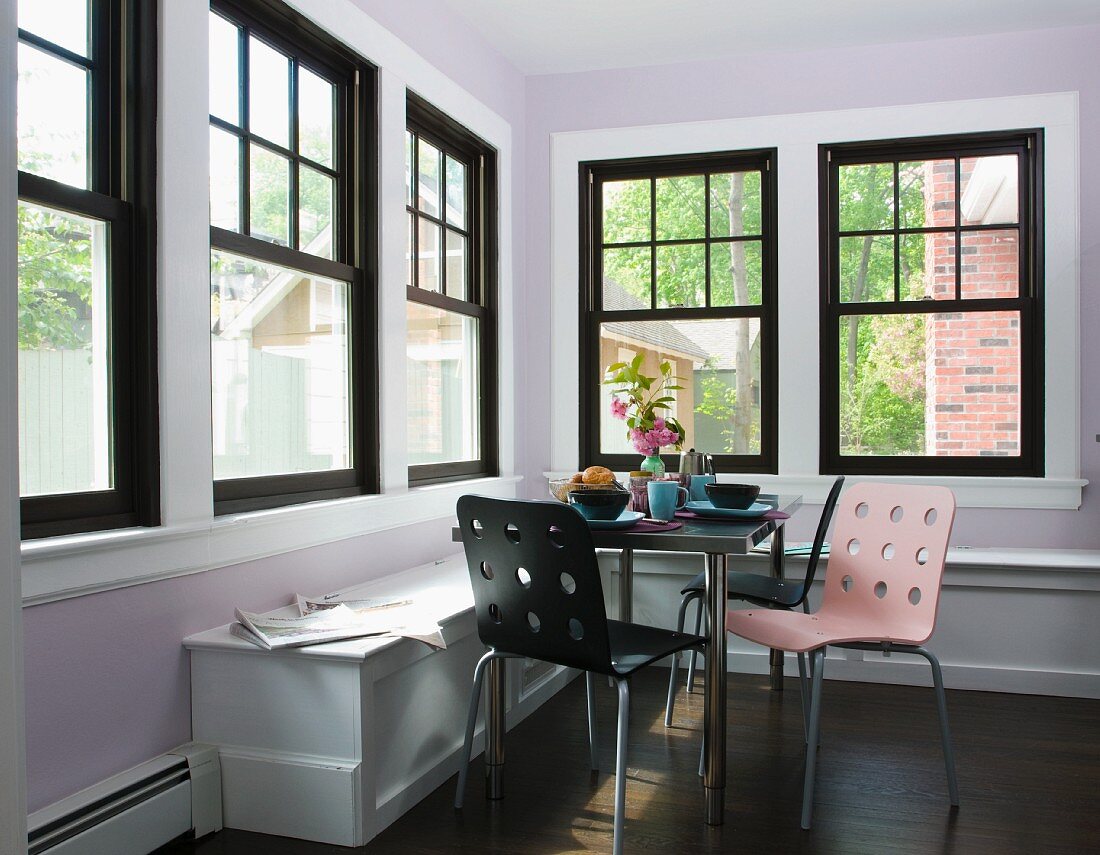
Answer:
451 493 802 555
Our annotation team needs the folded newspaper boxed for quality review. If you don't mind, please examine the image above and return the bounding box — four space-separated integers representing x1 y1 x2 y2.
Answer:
231 593 446 651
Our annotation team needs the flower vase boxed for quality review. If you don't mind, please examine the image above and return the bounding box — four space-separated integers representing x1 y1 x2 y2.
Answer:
640 452 665 479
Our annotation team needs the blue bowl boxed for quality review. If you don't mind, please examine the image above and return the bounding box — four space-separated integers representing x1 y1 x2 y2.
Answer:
568 489 630 521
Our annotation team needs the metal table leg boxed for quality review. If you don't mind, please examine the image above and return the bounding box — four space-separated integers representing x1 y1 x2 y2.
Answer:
618 547 633 623
485 656 505 799
703 552 727 825
769 524 786 691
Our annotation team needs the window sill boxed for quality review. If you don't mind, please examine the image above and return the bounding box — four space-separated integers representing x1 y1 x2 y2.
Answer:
20 475 523 606
543 471 1086 509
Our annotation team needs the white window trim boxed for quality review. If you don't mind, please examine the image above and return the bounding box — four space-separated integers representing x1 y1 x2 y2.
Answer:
549 92 1084 509
18 0 518 604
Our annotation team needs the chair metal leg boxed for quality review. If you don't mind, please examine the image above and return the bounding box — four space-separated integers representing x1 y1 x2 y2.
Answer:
686 594 703 693
797 652 810 743
913 646 959 806
586 671 600 771
613 678 631 855
801 647 825 830
664 595 693 726
455 649 497 809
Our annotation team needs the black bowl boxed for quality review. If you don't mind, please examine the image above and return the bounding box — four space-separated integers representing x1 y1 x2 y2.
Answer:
568 489 631 521
704 482 760 510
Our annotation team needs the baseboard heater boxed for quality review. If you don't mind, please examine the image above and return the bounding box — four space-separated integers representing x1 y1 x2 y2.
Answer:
27 743 222 855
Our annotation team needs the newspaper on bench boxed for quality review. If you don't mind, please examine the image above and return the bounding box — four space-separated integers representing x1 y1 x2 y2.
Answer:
230 592 446 651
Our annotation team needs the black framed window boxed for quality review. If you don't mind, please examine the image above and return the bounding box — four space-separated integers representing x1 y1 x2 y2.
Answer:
405 93 497 485
580 151 778 474
820 131 1043 476
208 0 377 514
16 0 158 538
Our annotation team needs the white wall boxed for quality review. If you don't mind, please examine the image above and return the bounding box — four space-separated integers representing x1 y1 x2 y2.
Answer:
0 0 28 849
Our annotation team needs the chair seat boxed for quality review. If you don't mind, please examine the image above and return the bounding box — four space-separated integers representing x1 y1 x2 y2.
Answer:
607 619 703 676
725 607 933 654
681 568 806 608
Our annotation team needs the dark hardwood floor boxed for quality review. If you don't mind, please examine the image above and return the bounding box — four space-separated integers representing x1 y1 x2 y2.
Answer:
162 669 1100 854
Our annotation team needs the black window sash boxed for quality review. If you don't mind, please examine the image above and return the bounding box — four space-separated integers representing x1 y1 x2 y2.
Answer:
818 130 1043 477
405 94 498 486
209 0 378 515
579 150 779 475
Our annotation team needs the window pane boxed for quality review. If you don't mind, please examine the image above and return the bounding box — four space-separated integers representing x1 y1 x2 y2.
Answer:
602 179 650 244
710 241 762 306
248 36 289 147
598 319 762 455
901 231 955 300
839 234 894 302
655 174 705 241
18 0 88 56
446 155 466 229
656 243 705 308
209 126 240 231
407 304 480 465
405 131 414 206
899 159 954 230
298 65 333 168
960 155 1018 225
602 246 651 309
17 43 88 188
406 212 415 287
961 229 1018 299
838 163 894 232
709 171 761 237
17 202 111 496
211 250 351 479
299 165 334 258
249 143 290 246
418 218 440 292
446 229 466 300
208 12 240 125
838 312 1020 457
417 138 441 218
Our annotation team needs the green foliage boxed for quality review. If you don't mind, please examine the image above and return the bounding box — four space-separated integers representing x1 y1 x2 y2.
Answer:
601 172 763 309
17 203 93 350
603 354 686 449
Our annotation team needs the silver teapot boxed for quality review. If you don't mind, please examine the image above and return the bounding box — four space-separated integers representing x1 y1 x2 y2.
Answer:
678 448 715 475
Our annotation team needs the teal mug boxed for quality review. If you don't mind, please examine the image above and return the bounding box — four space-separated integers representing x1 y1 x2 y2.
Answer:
647 479 689 521
689 474 715 502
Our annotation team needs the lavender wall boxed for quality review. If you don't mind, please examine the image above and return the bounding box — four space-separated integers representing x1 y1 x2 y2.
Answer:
524 25 1100 548
22 3 528 813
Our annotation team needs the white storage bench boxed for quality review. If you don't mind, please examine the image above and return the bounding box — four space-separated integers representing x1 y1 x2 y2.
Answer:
183 555 573 847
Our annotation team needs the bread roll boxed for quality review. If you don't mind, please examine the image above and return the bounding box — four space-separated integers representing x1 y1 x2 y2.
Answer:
581 465 615 485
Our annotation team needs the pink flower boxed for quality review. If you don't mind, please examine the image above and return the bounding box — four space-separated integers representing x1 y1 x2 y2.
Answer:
610 397 628 420
654 417 666 430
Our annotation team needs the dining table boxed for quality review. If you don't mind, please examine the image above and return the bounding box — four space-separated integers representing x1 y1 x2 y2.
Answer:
452 491 803 826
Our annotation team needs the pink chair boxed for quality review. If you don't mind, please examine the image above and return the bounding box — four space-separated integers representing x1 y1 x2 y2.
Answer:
726 482 959 829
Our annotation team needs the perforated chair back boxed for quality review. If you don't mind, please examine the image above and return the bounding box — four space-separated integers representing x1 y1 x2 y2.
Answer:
456 495 616 675
818 482 956 644
797 475 845 603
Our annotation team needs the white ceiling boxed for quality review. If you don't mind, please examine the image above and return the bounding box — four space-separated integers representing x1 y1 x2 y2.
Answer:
437 0 1100 75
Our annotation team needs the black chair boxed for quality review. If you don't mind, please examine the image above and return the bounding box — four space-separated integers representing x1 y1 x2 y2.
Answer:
665 476 845 727
454 495 704 855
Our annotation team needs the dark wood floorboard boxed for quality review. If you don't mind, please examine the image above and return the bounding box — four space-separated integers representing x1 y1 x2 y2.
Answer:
161 670 1100 854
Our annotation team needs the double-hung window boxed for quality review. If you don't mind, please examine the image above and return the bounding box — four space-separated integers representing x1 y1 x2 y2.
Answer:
820 131 1043 476
580 151 779 473
405 94 497 485
16 0 158 538
208 0 377 513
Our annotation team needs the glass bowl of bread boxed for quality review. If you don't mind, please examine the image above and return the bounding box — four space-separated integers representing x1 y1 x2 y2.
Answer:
549 466 625 503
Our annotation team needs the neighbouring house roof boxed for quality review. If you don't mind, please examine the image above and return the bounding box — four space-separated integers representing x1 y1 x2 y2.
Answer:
602 280 708 361
603 279 760 369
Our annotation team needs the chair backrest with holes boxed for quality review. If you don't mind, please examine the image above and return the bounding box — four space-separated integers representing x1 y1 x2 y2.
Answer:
797 475 845 603
456 495 616 674
819 482 956 644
